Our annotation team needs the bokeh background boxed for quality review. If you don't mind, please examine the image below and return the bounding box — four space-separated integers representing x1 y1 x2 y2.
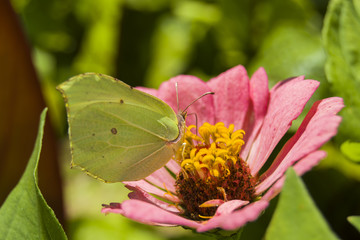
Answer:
1 0 359 239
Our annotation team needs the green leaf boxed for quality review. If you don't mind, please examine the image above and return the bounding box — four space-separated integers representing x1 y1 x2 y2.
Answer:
265 168 338 240
323 0 360 141
348 216 360 232
0 108 67 240
340 141 360 163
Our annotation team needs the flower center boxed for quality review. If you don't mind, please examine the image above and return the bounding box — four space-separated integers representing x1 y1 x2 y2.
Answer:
175 122 257 221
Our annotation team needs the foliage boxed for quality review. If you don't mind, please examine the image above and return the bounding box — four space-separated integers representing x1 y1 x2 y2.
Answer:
323 0 360 142
341 141 360 163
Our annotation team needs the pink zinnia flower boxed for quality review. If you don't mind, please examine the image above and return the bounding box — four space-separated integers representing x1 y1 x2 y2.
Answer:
101 65 344 232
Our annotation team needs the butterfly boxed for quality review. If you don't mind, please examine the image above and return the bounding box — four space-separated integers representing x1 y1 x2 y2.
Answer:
57 73 212 182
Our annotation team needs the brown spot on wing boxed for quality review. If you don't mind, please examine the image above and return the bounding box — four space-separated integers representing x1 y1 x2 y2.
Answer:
111 128 117 135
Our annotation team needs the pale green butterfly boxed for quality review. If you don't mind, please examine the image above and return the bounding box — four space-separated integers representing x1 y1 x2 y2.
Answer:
57 73 212 182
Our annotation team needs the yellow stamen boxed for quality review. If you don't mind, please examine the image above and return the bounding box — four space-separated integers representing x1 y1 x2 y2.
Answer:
198 214 214 219
163 183 175 198
176 122 245 180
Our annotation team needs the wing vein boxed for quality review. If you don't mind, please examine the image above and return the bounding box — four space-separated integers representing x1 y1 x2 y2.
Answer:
106 141 160 149
123 144 170 171
96 107 172 141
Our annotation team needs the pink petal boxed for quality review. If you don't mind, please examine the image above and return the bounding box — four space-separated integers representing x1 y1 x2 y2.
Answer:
157 75 215 127
145 167 176 193
262 150 326 201
197 200 269 232
256 97 343 193
249 68 269 123
165 159 181 175
213 200 248 217
104 199 201 228
241 67 269 159
127 186 180 212
293 151 327 176
135 86 158 97
124 180 178 202
207 65 250 129
247 77 320 175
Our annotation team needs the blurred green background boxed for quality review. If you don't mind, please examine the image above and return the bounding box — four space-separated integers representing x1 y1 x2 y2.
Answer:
1 0 359 239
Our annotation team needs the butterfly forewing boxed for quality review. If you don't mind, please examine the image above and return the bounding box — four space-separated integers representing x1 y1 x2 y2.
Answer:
57 73 182 182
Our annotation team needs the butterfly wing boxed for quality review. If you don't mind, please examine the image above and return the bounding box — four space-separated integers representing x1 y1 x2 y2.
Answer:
57 73 182 182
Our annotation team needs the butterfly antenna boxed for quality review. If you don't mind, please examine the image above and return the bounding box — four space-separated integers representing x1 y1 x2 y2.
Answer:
195 113 199 135
182 92 214 114
187 112 199 135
